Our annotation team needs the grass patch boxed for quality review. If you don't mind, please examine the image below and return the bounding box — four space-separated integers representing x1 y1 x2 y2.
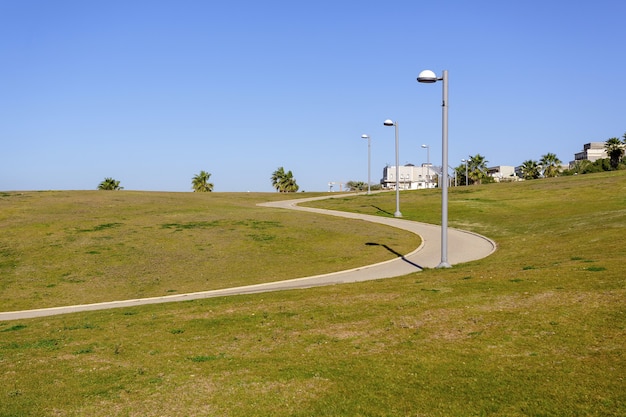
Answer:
1 324 27 332
0 171 625 416
585 266 607 272
78 222 123 232
188 353 226 362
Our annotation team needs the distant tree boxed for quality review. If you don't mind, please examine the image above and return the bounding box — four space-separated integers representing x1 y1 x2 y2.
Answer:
605 138 625 170
520 160 541 180
191 170 214 192
468 154 488 185
564 160 591 175
454 163 468 186
346 181 367 192
589 158 612 173
271 167 286 192
540 153 562 178
98 177 123 190
271 167 299 192
280 170 299 192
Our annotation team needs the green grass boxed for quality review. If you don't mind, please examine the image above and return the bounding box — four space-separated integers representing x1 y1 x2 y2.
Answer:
0 171 625 416
0 191 419 310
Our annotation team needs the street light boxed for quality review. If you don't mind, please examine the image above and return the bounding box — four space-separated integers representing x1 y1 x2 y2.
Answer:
421 144 430 165
461 158 468 186
361 134 371 195
421 144 430 188
383 119 402 217
417 69 450 268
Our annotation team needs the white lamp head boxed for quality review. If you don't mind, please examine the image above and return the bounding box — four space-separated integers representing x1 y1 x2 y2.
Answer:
421 144 428 148
417 69 438 83
383 119 395 126
361 134 369 139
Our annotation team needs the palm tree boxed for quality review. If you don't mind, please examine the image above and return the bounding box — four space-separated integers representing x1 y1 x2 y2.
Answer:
98 177 123 190
605 137 625 170
271 167 299 192
191 171 214 192
271 167 286 191
520 160 540 180
454 164 467 186
279 170 299 192
568 160 591 175
468 154 488 185
540 153 562 178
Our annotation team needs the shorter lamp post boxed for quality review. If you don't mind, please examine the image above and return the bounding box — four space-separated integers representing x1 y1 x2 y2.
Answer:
361 134 371 195
422 144 430 187
384 119 402 217
421 144 430 165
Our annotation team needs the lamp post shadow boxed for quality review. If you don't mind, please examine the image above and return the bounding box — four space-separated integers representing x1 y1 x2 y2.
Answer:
365 242 423 269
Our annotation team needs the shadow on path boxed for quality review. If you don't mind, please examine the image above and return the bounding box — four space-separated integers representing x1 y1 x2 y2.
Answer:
366 242 424 269
371 205 394 216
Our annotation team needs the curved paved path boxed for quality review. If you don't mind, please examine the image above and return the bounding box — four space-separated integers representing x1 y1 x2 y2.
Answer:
0 194 496 321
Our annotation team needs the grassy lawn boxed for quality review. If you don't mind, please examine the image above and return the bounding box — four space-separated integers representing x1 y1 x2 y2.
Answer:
0 191 419 311
1 171 624 416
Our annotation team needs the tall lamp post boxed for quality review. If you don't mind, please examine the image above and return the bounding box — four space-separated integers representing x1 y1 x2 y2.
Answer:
417 69 450 268
383 119 402 217
361 134 371 195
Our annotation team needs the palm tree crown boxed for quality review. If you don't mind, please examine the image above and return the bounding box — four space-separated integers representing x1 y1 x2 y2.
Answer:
191 171 214 192
605 138 625 170
468 154 488 185
98 177 123 190
520 160 541 180
540 153 562 178
271 167 299 192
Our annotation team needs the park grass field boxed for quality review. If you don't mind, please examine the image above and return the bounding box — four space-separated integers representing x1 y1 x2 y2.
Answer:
0 171 624 416
0 191 419 311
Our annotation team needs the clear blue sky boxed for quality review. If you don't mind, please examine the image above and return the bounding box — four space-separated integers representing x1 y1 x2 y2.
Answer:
1 0 624 192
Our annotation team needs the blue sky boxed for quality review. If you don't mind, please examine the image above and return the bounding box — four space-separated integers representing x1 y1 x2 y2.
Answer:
1 0 624 192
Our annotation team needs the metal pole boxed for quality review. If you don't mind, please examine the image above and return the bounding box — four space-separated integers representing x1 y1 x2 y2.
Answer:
367 136 371 195
465 160 468 186
438 70 450 268
361 134 372 195
426 145 430 188
422 144 430 188
394 122 402 217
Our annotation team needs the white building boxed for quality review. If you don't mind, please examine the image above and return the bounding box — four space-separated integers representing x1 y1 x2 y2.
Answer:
381 164 438 190
573 142 607 164
487 166 518 182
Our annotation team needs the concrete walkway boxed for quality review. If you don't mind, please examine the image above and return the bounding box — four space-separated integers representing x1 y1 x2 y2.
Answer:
0 194 496 321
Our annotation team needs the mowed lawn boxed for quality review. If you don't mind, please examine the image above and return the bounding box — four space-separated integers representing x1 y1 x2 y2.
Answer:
0 171 624 417
0 191 420 311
